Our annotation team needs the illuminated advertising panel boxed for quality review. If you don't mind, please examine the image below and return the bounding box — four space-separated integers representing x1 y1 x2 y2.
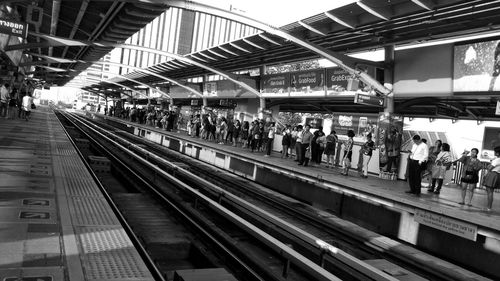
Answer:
453 39 500 92
260 73 290 97
289 69 325 97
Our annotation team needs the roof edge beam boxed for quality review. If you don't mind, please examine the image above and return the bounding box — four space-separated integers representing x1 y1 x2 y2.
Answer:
298 20 326 36
324 12 356 29
356 1 391 21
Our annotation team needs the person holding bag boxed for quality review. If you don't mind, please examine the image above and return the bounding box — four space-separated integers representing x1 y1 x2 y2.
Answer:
482 146 500 211
428 143 452 194
359 133 375 178
341 130 355 176
457 148 482 206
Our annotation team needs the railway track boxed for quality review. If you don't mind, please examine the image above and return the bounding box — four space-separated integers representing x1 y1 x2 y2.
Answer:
56 110 492 281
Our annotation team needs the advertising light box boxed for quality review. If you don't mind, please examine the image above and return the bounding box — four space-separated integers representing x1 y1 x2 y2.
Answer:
260 73 290 97
454 39 500 92
289 69 325 97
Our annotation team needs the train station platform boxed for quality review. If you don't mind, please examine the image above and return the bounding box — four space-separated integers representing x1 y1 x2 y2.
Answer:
0 108 154 281
92 112 500 279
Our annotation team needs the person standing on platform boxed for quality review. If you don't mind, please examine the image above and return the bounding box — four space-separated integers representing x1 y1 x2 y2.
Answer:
0 83 9 118
457 148 483 206
250 121 260 152
483 146 500 211
295 125 303 163
232 119 241 147
424 140 442 186
290 126 298 160
316 130 326 165
310 126 323 166
241 121 249 148
428 143 452 194
324 130 338 168
265 122 275 157
341 130 355 176
8 88 18 119
299 124 313 166
281 125 292 158
406 135 429 196
360 133 375 178
21 92 33 121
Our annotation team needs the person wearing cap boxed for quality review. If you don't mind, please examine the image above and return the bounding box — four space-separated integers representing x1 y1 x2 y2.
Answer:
360 133 375 178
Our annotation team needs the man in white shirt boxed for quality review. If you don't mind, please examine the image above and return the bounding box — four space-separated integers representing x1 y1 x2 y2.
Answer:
406 135 429 196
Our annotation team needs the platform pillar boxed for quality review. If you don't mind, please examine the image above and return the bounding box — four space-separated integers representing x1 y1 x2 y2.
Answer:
258 97 266 119
384 44 395 114
168 98 174 111
202 97 208 114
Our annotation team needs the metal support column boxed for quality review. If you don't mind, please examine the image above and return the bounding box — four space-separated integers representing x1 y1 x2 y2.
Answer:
384 45 395 114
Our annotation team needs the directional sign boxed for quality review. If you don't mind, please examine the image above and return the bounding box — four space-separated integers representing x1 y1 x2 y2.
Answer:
4 276 52 281
22 199 50 206
0 19 28 38
354 93 385 107
19 211 50 219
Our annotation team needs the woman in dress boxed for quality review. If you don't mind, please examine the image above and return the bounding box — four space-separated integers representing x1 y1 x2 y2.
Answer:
341 130 355 176
483 146 500 211
428 143 452 194
324 130 338 168
457 148 483 206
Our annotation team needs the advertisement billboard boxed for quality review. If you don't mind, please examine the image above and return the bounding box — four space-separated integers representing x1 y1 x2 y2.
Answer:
289 69 325 96
325 66 374 96
453 39 500 92
260 73 290 97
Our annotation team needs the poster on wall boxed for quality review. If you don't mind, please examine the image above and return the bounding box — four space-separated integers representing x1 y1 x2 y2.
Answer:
482 127 500 157
204 82 217 96
326 65 375 96
304 117 323 129
377 113 404 172
454 39 500 92
289 69 325 96
260 73 290 97
331 113 378 137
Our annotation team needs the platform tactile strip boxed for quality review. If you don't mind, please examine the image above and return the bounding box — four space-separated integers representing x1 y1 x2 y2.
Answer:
59 156 91 180
78 227 151 280
70 197 119 226
65 177 102 197
56 142 77 156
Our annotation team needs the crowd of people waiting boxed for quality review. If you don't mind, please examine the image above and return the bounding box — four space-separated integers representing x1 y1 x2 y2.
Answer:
407 135 500 211
104 107 499 212
0 83 35 121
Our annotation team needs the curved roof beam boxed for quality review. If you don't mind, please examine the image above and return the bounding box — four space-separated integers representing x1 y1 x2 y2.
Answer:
7 33 262 98
86 69 170 98
28 54 171 98
356 1 391 21
84 61 202 98
85 77 142 98
156 0 391 95
324 12 356 29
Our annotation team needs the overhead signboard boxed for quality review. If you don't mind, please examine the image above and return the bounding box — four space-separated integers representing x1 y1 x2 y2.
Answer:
354 93 384 107
290 69 325 96
0 19 28 38
260 73 290 97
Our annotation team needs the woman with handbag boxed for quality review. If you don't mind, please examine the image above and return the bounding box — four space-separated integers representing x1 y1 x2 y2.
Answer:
428 143 452 194
341 130 355 176
482 146 500 211
457 148 483 206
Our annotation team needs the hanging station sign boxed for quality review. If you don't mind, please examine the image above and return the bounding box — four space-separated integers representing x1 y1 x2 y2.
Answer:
0 19 28 38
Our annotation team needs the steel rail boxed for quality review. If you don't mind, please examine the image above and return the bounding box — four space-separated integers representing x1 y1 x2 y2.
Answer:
65 111 342 281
